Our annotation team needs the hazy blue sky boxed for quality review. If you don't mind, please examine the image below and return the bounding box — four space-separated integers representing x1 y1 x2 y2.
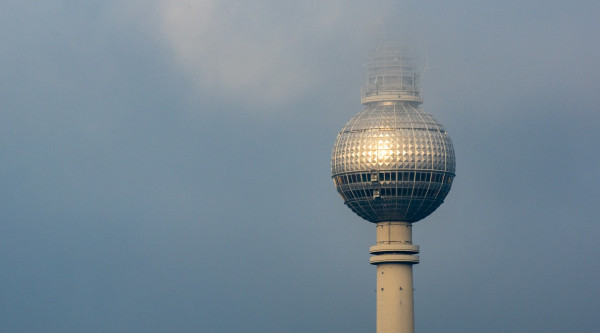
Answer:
1 1 599 332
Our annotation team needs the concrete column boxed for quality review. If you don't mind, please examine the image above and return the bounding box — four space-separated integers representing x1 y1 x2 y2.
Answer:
370 222 419 333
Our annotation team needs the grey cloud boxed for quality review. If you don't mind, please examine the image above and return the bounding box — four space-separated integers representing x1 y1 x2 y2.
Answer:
0 1 599 332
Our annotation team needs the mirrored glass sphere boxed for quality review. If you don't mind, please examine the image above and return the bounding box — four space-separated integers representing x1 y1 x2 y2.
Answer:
331 102 455 223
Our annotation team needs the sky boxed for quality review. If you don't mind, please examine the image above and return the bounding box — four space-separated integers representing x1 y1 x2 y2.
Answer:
1 0 599 332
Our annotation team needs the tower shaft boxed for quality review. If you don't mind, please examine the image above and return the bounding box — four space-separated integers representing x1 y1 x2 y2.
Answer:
370 222 419 333
332 38 455 333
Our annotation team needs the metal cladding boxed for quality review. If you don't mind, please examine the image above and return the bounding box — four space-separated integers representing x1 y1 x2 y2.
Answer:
331 42 456 223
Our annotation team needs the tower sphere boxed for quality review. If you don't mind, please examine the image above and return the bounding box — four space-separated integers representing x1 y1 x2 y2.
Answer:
331 41 456 223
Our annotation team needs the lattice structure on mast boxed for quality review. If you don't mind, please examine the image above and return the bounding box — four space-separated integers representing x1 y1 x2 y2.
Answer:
361 41 422 105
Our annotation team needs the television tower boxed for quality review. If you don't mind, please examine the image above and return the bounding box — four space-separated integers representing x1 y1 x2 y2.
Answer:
331 39 456 333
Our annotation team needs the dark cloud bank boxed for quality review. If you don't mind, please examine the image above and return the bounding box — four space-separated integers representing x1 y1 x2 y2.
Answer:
1 1 598 332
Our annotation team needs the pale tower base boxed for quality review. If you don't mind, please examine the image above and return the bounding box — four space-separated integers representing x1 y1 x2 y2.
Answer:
369 222 419 333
